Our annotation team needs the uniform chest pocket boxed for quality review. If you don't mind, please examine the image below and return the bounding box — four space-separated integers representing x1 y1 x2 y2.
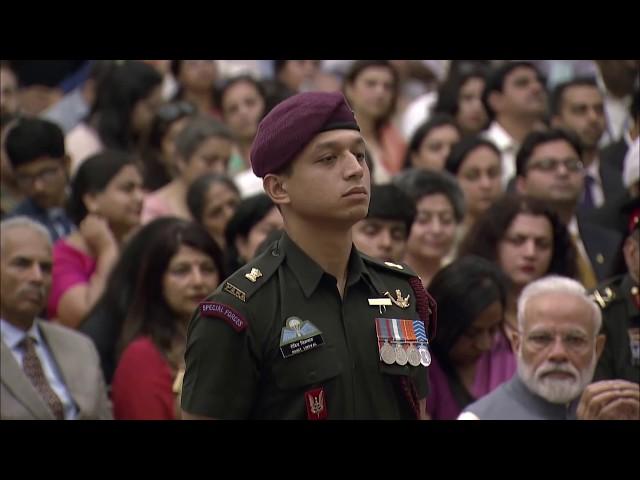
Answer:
273 346 342 390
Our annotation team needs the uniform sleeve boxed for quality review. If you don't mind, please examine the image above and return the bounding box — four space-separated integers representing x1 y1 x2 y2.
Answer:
180 299 260 419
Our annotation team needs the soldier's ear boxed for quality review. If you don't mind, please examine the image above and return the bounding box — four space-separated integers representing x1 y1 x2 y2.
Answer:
263 174 290 206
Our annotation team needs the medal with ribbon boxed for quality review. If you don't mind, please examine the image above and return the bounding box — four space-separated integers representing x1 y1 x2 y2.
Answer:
391 319 408 365
413 319 431 366
375 318 396 365
402 320 421 367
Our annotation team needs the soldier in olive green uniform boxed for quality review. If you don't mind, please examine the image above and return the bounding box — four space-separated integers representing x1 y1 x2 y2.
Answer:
591 205 639 384
181 92 434 420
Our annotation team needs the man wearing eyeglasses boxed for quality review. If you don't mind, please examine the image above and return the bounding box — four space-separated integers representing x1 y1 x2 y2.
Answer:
458 276 639 420
514 128 624 289
4 118 74 242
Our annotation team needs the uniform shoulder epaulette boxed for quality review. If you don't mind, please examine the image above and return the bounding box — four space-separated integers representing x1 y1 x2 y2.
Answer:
590 279 620 310
218 243 286 303
360 254 419 278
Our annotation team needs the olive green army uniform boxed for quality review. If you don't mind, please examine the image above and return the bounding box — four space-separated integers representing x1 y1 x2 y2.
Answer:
181 232 430 419
591 274 640 383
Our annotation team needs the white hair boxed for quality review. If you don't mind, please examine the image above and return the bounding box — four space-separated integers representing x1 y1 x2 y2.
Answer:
517 275 602 334
0 216 52 252
517 275 602 404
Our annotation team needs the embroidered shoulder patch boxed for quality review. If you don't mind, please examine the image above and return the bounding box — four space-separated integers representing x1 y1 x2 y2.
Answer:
199 302 247 332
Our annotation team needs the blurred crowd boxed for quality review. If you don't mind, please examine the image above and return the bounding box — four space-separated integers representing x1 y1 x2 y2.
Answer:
0 59 638 420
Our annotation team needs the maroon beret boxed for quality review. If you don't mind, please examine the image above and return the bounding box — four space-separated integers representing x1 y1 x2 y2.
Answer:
250 91 360 177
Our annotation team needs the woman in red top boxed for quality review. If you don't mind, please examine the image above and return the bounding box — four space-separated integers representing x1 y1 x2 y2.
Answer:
110 218 224 420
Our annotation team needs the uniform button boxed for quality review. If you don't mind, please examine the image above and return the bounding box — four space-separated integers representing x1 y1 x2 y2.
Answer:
272 249 280 257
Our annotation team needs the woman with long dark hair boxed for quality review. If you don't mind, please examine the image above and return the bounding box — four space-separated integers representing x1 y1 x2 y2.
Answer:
108 218 224 419
65 61 163 175
426 256 507 419
459 194 577 333
458 194 577 390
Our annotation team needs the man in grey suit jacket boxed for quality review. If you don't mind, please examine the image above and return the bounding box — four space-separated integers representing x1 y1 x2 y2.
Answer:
1 216 112 420
459 276 639 420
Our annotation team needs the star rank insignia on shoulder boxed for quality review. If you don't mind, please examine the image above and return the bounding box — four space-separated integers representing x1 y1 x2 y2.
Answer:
245 268 263 282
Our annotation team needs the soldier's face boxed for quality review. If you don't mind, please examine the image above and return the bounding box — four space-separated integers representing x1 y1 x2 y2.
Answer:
514 292 605 404
278 129 371 226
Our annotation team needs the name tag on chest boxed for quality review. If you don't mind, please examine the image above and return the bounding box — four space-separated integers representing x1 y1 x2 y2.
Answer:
280 316 324 358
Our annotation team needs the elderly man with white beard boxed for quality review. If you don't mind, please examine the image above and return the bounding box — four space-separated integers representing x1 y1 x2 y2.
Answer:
457 275 639 420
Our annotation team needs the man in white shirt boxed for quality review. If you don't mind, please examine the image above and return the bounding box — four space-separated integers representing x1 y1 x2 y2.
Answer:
482 62 548 188
594 60 639 147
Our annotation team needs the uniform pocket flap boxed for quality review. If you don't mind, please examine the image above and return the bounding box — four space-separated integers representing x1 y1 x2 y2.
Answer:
274 348 342 390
